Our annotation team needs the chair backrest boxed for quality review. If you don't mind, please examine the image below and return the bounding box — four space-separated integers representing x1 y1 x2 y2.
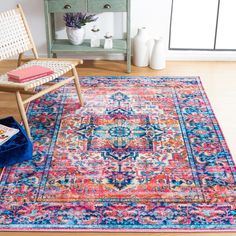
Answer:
0 4 38 61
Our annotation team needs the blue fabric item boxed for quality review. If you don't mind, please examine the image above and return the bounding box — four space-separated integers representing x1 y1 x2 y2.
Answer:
0 117 32 167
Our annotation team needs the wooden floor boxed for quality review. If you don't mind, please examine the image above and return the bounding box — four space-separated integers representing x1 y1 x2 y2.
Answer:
0 60 235 236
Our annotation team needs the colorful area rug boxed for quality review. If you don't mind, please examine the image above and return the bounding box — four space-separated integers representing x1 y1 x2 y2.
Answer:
0 76 235 232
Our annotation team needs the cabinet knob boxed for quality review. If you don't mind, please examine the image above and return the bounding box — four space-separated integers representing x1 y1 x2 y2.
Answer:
64 4 72 9
104 4 111 9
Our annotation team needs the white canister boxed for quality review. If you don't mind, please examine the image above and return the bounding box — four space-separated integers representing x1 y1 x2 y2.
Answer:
133 27 150 67
104 32 113 49
150 37 166 70
90 25 100 48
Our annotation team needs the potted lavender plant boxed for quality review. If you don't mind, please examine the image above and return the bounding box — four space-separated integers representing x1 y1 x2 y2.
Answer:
64 13 97 45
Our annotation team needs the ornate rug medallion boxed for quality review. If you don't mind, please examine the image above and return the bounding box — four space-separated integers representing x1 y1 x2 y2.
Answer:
0 76 235 231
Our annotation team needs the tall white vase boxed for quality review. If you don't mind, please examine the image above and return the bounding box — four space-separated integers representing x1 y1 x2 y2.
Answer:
133 27 150 67
150 37 166 70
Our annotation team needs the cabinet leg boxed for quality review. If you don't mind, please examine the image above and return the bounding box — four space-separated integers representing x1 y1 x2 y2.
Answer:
127 53 131 73
52 53 57 58
47 52 53 58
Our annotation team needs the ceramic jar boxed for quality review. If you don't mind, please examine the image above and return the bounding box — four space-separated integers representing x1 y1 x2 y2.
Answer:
133 27 150 67
150 37 166 70
66 27 85 45
90 25 100 48
104 32 113 49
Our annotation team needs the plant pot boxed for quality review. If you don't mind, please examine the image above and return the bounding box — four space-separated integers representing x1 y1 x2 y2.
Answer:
66 26 85 45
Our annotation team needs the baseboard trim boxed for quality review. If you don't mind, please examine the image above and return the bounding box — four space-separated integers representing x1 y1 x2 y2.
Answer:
167 51 236 61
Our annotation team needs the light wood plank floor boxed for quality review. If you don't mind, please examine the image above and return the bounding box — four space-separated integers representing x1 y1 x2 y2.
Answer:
0 60 235 236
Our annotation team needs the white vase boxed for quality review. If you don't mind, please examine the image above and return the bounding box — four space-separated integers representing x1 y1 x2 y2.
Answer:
133 27 150 67
66 27 85 45
150 37 166 70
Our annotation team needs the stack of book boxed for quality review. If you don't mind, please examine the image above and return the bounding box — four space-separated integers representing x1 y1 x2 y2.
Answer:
7 65 54 83
0 124 19 145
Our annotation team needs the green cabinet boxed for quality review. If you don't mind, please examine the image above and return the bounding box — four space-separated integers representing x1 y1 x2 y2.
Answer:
44 0 131 73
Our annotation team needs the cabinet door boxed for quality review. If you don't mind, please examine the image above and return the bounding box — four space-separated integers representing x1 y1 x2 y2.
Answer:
47 0 87 13
88 0 127 13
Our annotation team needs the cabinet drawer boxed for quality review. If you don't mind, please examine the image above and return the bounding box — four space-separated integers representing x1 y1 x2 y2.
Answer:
47 0 87 13
88 0 127 13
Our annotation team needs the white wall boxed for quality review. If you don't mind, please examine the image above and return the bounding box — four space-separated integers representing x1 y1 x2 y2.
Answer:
1 0 236 60
0 0 47 56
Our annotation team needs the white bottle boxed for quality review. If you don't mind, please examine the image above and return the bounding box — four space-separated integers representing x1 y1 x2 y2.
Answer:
90 25 100 48
133 27 150 67
104 32 113 49
150 37 166 70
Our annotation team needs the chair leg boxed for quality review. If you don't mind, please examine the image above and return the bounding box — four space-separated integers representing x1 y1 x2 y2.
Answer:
15 91 31 138
17 53 24 67
72 67 84 106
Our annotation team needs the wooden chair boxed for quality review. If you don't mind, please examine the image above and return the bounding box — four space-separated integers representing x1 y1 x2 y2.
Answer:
0 4 83 138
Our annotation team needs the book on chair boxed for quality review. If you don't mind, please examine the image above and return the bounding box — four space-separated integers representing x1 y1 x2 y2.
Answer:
7 65 54 83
